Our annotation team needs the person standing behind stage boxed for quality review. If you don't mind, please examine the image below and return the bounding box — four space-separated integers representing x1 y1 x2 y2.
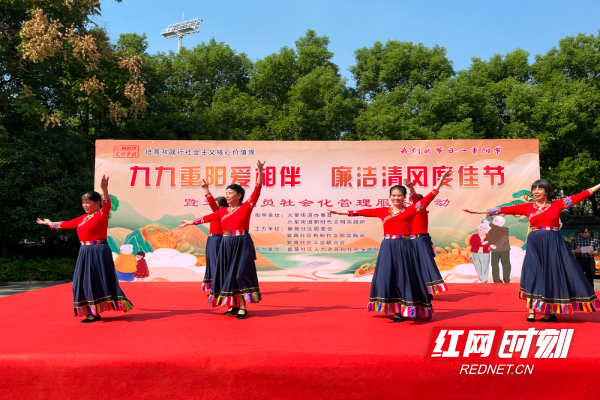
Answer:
403 179 448 295
178 160 265 320
469 221 491 283
570 225 599 288
328 169 452 323
487 215 512 283
199 179 228 292
36 175 133 323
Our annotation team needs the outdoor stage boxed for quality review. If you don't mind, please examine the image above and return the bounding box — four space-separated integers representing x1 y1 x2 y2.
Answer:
1 282 599 400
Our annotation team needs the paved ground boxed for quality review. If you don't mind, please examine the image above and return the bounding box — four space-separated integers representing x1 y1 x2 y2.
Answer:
0 282 65 298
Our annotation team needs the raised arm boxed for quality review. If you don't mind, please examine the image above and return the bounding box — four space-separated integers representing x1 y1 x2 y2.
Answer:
37 216 81 230
248 160 265 208
559 188 597 211
464 203 528 217
201 179 219 212
434 169 453 192
329 208 383 218
178 209 222 229
100 175 111 218
403 179 419 204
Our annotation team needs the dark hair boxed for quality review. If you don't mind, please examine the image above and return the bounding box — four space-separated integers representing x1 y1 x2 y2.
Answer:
215 196 228 208
416 194 424 200
136 251 145 258
226 184 245 203
531 179 553 198
389 185 407 197
82 190 102 202
579 225 590 233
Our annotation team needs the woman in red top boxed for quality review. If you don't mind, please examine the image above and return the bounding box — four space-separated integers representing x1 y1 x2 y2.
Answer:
405 180 448 294
328 169 452 323
179 160 264 320
37 176 134 323
464 178 600 322
469 221 491 283
199 179 228 292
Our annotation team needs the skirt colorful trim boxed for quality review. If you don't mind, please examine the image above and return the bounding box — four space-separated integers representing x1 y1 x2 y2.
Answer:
368 300 434 319
202 234 222 291
72 243 134 317
209 234 261 307
208 289 262 307
414 234 448 294
368 238 434 319
520 230 598 314
75 298 134 317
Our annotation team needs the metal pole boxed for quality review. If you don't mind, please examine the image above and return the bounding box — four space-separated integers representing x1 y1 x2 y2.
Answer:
178 36 182 53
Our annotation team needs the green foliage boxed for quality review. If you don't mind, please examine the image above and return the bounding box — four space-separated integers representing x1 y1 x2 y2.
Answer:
0 257 75 282
116 32 148 55
3 0 600 259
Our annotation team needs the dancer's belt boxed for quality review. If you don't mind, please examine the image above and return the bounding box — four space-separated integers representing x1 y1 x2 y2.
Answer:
530 227 559 231
80 239 107 245
383 234 420 239
208 233 223 237
223 230 249 236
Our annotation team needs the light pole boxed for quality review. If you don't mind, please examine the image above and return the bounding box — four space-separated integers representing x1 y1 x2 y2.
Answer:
161 18 202 53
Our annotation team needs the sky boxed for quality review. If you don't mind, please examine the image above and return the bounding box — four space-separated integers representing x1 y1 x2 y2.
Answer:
97 0 600 82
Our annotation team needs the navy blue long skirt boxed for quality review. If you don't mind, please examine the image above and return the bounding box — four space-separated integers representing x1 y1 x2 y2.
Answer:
73 243 134 317
209 233 261 307
368 238 433 319
520 230 599 313
202 234 223 291
414 234 447 294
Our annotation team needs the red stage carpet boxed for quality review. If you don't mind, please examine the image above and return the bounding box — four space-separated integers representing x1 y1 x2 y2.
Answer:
1 282 600 399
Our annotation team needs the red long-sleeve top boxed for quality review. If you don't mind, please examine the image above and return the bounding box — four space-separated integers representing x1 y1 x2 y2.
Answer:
193 184 262 232
410 193 429 235
487 189 592 229
205 193 224 235
347 189 438 235
50 199 110 241
469 234 490 253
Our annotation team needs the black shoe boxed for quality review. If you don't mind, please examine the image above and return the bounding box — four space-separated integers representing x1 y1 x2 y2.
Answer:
81 315 101 323
224 307 240 316
539 314 557 323
236 309 248 320
393 314 403 323
526 313 536 322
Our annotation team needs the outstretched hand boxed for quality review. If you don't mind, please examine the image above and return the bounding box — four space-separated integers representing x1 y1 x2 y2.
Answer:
440 168 453 180
201 179 209 190
36 218 51 226
463 209 479 214
257 160 266 171
403 179 414 190
177 220 194 229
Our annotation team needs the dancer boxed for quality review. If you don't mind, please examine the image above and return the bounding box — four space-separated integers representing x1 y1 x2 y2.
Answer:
200 179 228 291
37 175 133 323
404 179 448 295
464 179 600 322
328 169 452 322
179 160 264 320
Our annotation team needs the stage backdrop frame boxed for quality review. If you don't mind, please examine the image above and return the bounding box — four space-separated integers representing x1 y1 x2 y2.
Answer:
95 139 539 283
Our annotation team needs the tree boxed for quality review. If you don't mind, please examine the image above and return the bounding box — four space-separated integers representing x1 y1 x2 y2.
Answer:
351 40 455 99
